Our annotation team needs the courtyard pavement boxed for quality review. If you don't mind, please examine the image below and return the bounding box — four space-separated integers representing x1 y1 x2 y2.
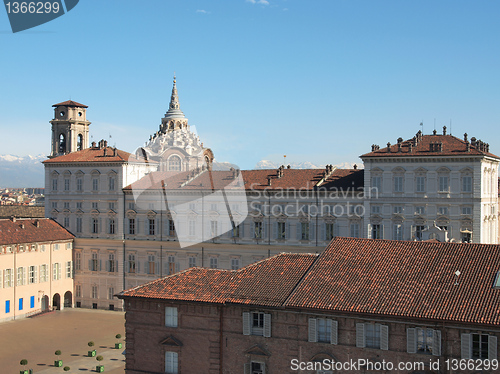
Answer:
0 308 126 374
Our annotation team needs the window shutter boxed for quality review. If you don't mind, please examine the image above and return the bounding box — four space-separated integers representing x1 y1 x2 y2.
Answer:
461 333 471 359
285 222 290 239
240 222 245 238
356 323 365 348
273 222 277 239
144 261 149 274
433 330 441 356
367 223 372 239
331 320 338 345
411 225 415 240
380 325 389 350
175 263 180 273
137 261 140 273
105 260 110 272
98 218 102 233
381 224 385 239
88 259 92 271
489 335 498 361
145 219 148 235
155 262 160 275
310 222 315 240
263 313 271 337
163 262 169 276
296 223 302 240
262 363 266 374
99 260 102 271
115 261 118 273
407 328 416 353
244 363 250 374
308 318 317 342
243 312 250 335
263 221 267 239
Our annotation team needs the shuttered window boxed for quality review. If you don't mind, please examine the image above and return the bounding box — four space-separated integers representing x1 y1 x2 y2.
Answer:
462 333 497 360
308 318 338 344
165 307 178 327
243 311 271 337
356 323 388 350
407 328 441 356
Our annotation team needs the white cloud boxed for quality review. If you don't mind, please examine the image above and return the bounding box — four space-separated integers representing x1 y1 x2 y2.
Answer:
196 9 209 14
246 0 269 5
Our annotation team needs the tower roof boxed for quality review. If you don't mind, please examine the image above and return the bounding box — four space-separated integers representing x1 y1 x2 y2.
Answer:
52 100 88 108
163 75 186 120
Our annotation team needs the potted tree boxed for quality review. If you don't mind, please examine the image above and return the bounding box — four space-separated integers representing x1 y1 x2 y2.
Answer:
54 350 63 367
115 334 122 349
88 341 96 357
96 355 104 372
19 359 28 374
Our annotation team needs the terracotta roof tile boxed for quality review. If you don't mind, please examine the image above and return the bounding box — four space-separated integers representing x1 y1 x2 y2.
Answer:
0 218 74 246
119 237 500 325
52 100 88 108
0 206 44 219
361 134 499 159
43 146 148 164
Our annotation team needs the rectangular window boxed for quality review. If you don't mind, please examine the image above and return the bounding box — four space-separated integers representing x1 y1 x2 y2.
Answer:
165 352 178 374
149 219 155 235
75 284 82 298
19 298 23 311
462 176 472 192
372 176 381 191
92 178 99 191
394 176 403 192
52 263 61 280
415 176 425 192
5 300 10 313
210 257 218 269
108 287 115 300
350 222 360 238
462 206 472 215
16 267 25 286
92 218 99 234
210 221 218 237
92 202 98 210
90 253 99 272
76 217 82 233
252 312 265 335
75 252 81 270
232 225 240 238
301 222 310 240
210 203 217 211
39 265 48 283
64 179 70 191
169 220 175 236
128 202 135 210
415 225 425 240
254 221 262 239
188 256 196 268
148 254 156 274
439 176 449 192
371 205 381 214
29 266 36 284
108 202 115 210
4 269 13 287
66 261 73 278
30 296 35 309
63 217 70 228
325 223 335 240
64 202 70 209
108 253 115 272
231 258 240 270
109 177 115 191
416 327 434 354
393 206 403 214
109 219 115 235
165 307 178 327
372 224 382 239
393 224 403 240
129 218 135 235
438 207 448 215
91 285 98 299
128 254 136 273
317 318 332 343
167 255 176 275
366 323 381 348
76 178 83 191
472 334 489 359
277 222 286 239
189 203 196 211
52 178 58 191
415 206 425 215
249 362 264 374
51 201 58 209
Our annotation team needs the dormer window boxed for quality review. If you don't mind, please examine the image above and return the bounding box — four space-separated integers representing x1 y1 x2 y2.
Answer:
494 271 500 288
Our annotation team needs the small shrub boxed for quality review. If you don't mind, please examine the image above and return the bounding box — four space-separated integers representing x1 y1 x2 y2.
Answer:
55 350 61 356
64 366 70 371
115 334 122 339
20 359 28 366
88 341 95 347
96 355 103 362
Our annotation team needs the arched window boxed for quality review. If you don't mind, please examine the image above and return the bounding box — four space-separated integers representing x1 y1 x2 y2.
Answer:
168 155 181 171
77 134 83 151
59 133 66 154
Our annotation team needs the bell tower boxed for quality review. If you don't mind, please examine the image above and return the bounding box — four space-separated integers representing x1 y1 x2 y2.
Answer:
49 100 91 158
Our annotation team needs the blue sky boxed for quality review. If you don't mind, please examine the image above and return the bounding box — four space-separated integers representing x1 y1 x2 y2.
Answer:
1 0 499 170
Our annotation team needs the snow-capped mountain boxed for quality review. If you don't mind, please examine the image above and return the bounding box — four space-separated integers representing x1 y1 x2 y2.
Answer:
0 154 46 187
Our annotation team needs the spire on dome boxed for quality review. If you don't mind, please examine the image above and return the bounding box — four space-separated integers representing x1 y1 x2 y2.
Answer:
164 74 185 119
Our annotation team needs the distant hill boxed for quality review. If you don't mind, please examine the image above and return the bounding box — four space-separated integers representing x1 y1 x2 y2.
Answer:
0 154 46 188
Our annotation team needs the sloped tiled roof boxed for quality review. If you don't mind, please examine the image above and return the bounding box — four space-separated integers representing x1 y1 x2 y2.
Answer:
119 237 500 326
361 133 499 159
52 100 88 108
0 218 74 246
123 168 364 192
43 146 147 164
0 206 44 219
